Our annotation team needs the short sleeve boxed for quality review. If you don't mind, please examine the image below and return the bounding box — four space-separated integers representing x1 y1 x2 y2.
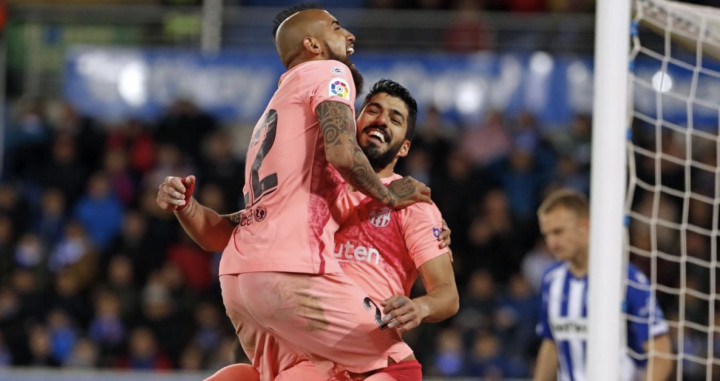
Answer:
536 275 554 340
307 60 356 114
625 265 669 346
400 202 448 269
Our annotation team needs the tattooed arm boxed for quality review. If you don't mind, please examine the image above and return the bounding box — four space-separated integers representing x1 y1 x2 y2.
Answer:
156 175 239 252
316 101 431 208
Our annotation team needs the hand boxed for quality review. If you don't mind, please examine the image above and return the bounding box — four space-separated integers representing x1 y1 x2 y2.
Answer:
381 295 425 334
387 176 431 209
156 175 196 212
438 218 451 248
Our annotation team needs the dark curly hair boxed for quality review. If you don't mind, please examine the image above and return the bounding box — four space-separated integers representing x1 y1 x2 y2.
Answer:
360 79 418 141
272 2 324 39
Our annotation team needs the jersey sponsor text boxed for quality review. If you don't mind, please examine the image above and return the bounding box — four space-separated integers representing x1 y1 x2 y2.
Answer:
334 241 381 265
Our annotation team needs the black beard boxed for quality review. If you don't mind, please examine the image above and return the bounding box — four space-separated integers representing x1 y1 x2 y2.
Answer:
363 139 403 171
326 48 364 95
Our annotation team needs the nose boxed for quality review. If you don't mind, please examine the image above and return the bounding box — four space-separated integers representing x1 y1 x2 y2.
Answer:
374 112 390 127
346 30 355 44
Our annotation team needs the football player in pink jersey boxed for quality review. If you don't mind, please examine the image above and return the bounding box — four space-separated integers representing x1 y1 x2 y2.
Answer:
156 3 433 380
194 80 458 380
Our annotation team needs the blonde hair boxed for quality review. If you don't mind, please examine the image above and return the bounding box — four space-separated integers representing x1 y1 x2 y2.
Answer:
537 189 589 218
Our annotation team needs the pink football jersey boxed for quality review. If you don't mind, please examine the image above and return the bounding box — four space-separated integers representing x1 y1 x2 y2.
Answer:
220 60 356 275
333 173 449 303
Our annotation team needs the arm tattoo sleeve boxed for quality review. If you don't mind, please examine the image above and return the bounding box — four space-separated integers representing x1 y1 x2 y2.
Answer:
316 101 393 205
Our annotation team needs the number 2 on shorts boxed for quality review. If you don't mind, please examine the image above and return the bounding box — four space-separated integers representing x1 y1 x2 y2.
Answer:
364 297 387 329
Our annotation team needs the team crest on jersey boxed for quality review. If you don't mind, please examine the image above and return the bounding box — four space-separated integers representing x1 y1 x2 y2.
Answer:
369 207 392 228
329 78 350 99
254 206 267 222
433 227 441 238
331 66 344 75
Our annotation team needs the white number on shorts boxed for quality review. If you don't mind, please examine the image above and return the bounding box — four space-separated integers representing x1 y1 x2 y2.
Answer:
363 297 387 330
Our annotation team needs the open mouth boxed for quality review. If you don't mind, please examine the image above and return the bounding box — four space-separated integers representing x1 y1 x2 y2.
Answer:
365 127 388 144
346 45 355 55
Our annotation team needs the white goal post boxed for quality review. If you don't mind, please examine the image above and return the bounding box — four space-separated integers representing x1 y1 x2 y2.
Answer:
587 0 630 380
592 0 720 380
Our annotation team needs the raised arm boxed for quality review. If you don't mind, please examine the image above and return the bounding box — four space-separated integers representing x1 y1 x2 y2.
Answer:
316 101 430 208
156 175 239 252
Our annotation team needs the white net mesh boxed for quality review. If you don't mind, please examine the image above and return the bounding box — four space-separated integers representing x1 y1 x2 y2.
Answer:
628 0 720 379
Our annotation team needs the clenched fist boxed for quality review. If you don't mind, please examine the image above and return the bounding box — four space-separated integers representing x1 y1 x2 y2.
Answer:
156 175 196 211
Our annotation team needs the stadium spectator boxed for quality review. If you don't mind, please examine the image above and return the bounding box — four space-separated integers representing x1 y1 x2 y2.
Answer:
0 183 31 239
154 99 218 167
103 149 137 206
429 327 464 377
460 110 512 167
117 326 171 371
48 221 97 290
88 290 126 358
104 255 140 321
109 209 165 286
0 332 12 367
27 324 60 367
467 331 527 378
32 188 67 249
198 130 245 213
106 119 156 176
72 172 124 253
466 189 526 283
53 103 106 174
495 273 539 360
46 309 79 364
5 100 52 181
64 337 98 368
50 269 92 328
0 215 15 280
34 133 89 207
139 270 192 367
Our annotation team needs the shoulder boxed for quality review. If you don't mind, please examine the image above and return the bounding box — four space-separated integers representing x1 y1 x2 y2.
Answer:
403 198 442 220
393 176 441 220
627 263 650 285
540 262 566 285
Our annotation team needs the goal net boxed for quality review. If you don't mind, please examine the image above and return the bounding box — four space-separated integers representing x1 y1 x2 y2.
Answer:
627 0 720 379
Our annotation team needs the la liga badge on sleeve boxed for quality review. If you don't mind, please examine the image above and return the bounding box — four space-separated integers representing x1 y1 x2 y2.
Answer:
328 78 350 99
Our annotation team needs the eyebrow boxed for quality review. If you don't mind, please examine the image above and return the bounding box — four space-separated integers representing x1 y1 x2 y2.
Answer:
367 102 406 122
331 19 340 27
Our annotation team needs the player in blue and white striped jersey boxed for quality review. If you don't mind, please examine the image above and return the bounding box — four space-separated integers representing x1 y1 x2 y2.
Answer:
533 189 673 381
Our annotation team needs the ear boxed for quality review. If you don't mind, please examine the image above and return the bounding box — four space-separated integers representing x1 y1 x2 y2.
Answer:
302 37 323 55
397 140 411 158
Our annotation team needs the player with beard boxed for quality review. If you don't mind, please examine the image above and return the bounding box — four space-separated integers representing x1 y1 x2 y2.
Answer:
204 80 458 380
155 3 431 381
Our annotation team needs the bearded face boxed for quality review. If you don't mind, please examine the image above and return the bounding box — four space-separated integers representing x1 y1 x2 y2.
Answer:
362 132 404 170
356 92 412 171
